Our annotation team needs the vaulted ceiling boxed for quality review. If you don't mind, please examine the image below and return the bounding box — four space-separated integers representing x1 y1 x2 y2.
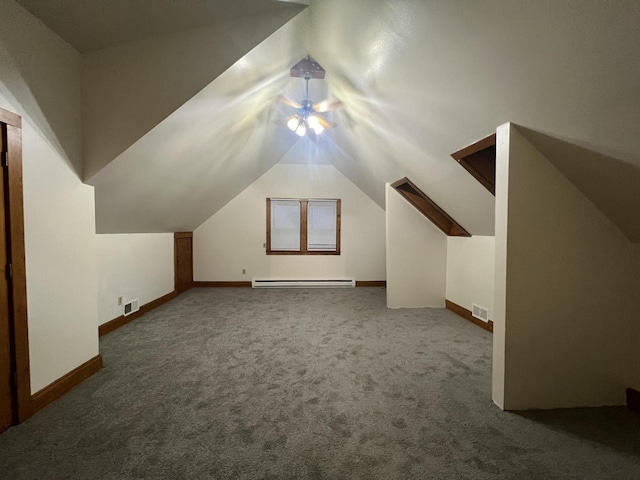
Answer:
18 0 640 240
15 0 308 52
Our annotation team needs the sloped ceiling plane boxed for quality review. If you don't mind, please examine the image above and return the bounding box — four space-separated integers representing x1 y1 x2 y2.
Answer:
18 0 640 240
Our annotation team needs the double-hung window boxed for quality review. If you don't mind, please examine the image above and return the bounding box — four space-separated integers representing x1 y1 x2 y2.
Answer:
267 198 341 255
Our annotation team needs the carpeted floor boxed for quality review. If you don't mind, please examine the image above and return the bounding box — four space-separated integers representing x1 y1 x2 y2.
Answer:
0 288 639 479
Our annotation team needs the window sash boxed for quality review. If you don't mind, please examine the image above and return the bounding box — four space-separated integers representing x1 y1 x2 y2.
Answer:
307 200 337 251
267 198 340 255
269 200 301 251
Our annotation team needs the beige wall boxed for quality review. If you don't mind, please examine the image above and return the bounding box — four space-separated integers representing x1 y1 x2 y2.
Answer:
0 0 99 392
493 123 637 410
492 124 510 408
385 184 447 308
308 0 640 241
82 9 304 181
88 11 309 234
446 236 495 319
194 162 385 282
97 234 174 325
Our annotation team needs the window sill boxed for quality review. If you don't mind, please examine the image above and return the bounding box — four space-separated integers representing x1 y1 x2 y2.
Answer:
266 251 340 256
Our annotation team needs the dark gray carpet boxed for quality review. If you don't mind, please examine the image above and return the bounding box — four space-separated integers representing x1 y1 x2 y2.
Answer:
1 288 639 479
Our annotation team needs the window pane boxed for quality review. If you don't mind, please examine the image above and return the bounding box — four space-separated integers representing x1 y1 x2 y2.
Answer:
271 200 301 251
307 200 337 251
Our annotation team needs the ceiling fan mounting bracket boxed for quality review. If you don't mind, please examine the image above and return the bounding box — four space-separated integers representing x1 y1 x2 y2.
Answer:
290 55 326 80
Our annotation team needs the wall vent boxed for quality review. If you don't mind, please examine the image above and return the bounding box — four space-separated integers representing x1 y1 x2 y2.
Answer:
123 298 140 316
252 279 355 288
472 304 489 322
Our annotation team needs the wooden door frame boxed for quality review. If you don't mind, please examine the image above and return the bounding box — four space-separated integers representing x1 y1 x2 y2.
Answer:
0 107 32 423
174 232 193 293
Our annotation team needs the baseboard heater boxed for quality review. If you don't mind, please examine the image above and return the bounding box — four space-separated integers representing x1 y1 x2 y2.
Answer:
252 279 355 288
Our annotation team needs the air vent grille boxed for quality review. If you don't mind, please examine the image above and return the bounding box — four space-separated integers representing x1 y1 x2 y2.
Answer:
472 304 489 322
124 298 140 316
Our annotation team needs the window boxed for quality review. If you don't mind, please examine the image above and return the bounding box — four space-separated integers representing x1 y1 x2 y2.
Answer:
267 198 341 255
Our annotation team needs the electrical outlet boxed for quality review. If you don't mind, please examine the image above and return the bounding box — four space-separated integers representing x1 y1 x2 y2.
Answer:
242 269 246 275
117 296 123 306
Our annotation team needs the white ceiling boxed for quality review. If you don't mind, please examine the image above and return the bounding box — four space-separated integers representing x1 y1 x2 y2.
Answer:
519 127 640 242
81 7 302 181
15 0 306 52
305 0 640 240
82 0 640 239
92 11 310 233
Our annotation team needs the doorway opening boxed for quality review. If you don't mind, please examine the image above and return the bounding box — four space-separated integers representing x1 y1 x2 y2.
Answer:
174 232 193 294
0 107 31 433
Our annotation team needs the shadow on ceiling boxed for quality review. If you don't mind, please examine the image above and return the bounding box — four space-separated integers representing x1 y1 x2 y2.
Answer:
518 126 640 243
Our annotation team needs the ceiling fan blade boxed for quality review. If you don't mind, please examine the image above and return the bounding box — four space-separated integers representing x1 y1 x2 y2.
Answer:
313 99 343 112
315 115 334 130
277 95 302 109
273 115 298 126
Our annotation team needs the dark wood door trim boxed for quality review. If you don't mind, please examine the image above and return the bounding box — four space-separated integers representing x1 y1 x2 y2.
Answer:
0 107 32 425
0 119 10 432
174 232 193 294
0 109 21 129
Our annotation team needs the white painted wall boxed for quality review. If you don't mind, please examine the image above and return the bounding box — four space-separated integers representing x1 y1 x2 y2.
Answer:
194 160 385 282
97 234 174 325
89 11 309 234
385 184 447 308
309 0 640 240
446 236 495 319
0 0 99 393
82 9 304 180
493 123 638 410
492 125 510 408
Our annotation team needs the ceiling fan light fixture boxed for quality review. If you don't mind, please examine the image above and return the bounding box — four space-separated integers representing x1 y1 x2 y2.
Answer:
282 57 339 137
307 115 324 135
295 122 307 137
287 117 299 132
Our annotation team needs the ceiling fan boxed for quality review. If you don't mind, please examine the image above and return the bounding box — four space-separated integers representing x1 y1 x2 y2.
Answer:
279 56 342 137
